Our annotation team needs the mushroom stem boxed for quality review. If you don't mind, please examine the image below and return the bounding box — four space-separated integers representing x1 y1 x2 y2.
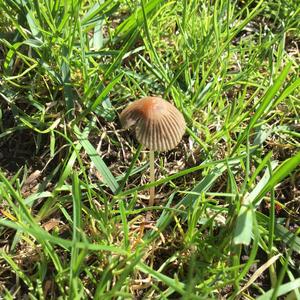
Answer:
148 150 155 217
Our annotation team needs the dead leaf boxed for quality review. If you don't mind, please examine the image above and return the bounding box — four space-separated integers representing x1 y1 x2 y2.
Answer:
21 170 42 195
43 219 61 232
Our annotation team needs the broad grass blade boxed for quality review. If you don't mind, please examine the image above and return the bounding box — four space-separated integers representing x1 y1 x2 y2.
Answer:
74 125 119 193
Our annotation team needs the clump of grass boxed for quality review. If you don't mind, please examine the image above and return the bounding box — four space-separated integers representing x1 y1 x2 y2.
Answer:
0 0 300 298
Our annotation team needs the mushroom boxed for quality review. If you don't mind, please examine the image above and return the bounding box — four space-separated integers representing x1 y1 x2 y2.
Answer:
120 96 186 218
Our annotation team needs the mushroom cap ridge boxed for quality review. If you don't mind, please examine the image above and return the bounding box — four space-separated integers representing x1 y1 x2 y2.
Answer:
120 96 186 151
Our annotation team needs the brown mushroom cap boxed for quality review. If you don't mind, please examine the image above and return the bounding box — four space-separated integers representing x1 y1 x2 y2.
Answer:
120 96 186 151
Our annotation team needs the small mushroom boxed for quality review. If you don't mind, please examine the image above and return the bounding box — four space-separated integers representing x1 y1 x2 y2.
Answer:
120 96 186 218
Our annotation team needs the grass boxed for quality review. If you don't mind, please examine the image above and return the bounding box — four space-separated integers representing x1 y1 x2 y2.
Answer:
0 0 299 298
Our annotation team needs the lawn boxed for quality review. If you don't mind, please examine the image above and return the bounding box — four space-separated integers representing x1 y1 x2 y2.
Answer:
0 0 300 298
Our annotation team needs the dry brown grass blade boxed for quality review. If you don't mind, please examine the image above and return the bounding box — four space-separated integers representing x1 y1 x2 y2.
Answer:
237 253 282 295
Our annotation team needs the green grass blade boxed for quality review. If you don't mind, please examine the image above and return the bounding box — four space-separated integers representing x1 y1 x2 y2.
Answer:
69 171 83 297
254 151 300 205
74 125 119 193
0 250 33 290
233 204 253 245
0 218 128 255
137 262 186 295
117 156 243 197
232 61 292 154
257 278 300 300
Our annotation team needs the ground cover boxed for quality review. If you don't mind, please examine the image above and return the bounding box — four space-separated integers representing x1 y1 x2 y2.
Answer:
0 0 299 298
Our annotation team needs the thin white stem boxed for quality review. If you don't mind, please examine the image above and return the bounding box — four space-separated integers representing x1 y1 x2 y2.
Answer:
149 150 155 207
147 150 155 220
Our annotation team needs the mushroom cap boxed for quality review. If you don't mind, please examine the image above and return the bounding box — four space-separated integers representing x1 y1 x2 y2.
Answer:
120 96 185 151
